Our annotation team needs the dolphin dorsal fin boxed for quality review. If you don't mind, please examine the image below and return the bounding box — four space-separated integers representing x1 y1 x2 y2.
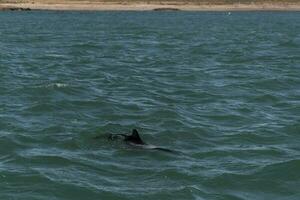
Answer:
132 129 141 139
130 129 145 144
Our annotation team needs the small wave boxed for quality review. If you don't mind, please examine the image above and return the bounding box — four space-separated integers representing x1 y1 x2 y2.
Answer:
0 155 14 167
31 83 69 89
257 159 300 180
45 54 67 58
43 83 69 88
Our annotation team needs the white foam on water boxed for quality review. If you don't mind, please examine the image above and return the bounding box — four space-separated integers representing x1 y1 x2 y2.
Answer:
35 83 69 89
53 83 68 88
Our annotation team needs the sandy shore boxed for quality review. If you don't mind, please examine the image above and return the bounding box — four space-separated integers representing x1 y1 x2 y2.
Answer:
1 2 300 11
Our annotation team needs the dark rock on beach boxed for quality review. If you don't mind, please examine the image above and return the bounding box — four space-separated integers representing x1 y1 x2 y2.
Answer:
153 7 180 11
1 7 31 11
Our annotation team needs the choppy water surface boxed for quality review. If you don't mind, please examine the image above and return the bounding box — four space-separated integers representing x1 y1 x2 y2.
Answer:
0 11 300 200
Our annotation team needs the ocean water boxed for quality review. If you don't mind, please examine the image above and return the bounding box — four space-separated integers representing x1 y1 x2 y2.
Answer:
0 11 300 200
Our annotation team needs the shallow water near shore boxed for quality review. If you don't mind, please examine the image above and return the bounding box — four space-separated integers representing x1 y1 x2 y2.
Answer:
0 11 300 200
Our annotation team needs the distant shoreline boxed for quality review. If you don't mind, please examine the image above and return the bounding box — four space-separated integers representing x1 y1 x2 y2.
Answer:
1 2 300 11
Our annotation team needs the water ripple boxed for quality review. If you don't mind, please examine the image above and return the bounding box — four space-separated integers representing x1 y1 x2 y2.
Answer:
1 11 300 200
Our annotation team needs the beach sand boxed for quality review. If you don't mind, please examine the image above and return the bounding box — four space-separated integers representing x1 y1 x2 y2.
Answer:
1 1 300 11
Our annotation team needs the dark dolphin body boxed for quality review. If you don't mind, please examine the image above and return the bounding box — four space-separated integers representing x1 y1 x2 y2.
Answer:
108 129 175 153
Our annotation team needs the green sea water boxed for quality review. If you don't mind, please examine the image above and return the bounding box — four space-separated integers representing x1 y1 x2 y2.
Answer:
0 11 300 200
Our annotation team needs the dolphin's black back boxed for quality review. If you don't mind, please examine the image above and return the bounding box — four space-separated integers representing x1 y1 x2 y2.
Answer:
106 129 177 154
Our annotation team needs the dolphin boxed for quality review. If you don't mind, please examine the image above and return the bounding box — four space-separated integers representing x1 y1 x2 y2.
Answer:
108 129 175 153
